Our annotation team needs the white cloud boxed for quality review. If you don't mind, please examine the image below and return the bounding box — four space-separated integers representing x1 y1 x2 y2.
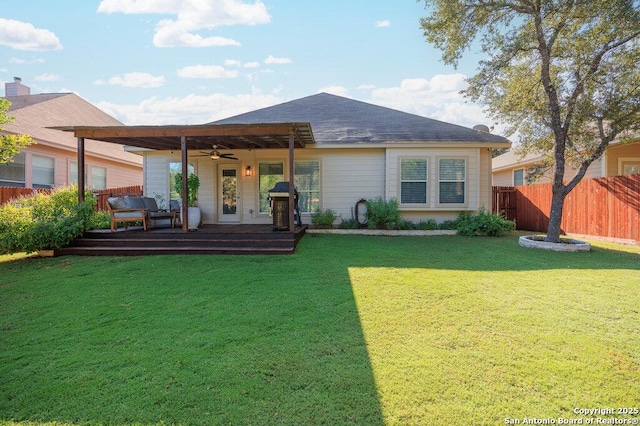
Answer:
153 24 241 47
35 73 60 82
0 18 62 51
177 65 238 79
367 74 501 132
375 20 391 28
264 55 291 65
96 92 282 125
224 59 260 68
97 0 180 14
98 0 270 48
94 72 166 88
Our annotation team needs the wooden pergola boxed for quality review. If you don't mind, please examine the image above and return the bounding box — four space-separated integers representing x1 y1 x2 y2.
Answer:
54 123 315 233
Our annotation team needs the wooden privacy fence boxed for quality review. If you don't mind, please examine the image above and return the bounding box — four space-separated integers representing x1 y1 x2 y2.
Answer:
0 187 53 205
92 186 143 211
493 174 640 243
0 185 143 211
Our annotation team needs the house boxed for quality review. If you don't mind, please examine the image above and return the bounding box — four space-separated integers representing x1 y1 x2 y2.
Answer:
0 77 142 189
128 93 510 226
492 138 640 186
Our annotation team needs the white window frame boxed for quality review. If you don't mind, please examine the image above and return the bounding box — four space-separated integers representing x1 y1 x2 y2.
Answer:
513 168 524 186
0 152 26 187
437 158 467 206
32 155 55 189
91 165 107 190
294 160 320 213
399 158 428 206
258 161 285 214
618 157 640 176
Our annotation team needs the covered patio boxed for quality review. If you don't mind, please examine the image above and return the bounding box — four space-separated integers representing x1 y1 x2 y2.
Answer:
52 123 314 255
55 122 315 234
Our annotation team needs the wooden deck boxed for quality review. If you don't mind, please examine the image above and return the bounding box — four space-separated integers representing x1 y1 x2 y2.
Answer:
57 224 307 256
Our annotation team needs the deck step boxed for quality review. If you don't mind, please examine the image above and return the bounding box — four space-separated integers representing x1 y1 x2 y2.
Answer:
69 238 294 249
56 224 305 256
57 245 295 256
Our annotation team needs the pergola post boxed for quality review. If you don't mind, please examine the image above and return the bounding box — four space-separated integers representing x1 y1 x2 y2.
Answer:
77 137 85 203
288 131 295 233
181 136 189 233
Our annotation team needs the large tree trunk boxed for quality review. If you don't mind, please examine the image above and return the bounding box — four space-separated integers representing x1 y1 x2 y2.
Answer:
545 187 566 243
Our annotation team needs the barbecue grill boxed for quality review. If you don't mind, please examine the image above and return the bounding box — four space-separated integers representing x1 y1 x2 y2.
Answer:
268 182 302 230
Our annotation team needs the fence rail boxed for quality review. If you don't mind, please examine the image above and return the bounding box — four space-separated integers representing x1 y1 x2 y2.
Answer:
0 185 143 211
493 174 640 243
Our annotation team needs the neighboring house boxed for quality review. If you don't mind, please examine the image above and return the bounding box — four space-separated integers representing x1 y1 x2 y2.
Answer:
0 77 142 189
133 93 510 225
492 138 640 186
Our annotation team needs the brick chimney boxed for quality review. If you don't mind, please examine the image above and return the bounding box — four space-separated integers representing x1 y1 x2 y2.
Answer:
5 77 31 96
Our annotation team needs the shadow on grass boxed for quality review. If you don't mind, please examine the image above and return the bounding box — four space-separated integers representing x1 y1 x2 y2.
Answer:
0 233 638 425
0 249 385 425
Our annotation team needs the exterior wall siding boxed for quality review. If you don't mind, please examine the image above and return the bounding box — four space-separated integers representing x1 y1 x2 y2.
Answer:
143 146 498 226
3 145 142 189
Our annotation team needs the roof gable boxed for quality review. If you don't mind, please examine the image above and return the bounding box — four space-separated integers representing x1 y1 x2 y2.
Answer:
212 92 510 145
5 93 69 111
2 93 141 164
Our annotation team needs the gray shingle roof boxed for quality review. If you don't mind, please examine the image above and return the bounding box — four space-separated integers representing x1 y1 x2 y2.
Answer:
212 92 510 145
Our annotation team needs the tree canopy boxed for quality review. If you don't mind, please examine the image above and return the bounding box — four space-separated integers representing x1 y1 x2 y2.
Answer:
420 0 640 242
0 98 35 164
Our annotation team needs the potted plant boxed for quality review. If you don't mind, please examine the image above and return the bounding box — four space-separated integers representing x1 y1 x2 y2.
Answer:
174 172 201 230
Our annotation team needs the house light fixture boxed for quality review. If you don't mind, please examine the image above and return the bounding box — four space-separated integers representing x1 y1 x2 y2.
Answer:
245 166 252 177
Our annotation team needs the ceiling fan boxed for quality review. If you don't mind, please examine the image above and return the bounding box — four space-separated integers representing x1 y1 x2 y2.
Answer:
194 144 238 160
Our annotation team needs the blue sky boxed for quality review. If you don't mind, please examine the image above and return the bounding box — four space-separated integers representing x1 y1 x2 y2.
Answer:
0 0 497 132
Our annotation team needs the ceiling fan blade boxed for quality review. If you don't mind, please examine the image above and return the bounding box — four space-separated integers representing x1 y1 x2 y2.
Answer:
220 154 238 160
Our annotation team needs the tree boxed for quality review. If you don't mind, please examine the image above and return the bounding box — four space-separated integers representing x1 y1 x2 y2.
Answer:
0 98 34 164
420 0 640 242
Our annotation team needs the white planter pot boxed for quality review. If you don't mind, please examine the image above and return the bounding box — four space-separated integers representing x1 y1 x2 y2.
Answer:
182 206 201 230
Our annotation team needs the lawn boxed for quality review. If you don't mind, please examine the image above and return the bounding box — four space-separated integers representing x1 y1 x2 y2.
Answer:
1 234 639 425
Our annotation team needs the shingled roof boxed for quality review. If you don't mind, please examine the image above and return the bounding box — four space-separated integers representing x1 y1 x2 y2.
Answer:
212 92 510 145
2 93 141 166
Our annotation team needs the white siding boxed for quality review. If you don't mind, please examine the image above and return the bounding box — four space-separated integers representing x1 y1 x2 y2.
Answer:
317 149 385 222
143 146 492 226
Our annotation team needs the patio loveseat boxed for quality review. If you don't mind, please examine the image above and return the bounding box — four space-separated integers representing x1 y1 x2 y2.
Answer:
107 196 177 232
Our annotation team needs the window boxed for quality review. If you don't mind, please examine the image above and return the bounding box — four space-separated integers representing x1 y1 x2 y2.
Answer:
0 152 26 187
294 161 320 212
259 162 284 213
169 162 195 201
513 168 524 186
32 155 55 189
400 159 428 204
439 159 466 204
621 160 640 176
69 161 87 186
91 166 107 190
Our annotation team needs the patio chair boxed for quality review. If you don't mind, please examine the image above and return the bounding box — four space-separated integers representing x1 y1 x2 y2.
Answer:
107 197 148 231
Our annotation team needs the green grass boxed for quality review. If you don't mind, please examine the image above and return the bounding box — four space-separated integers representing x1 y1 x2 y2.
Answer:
1 234 639 425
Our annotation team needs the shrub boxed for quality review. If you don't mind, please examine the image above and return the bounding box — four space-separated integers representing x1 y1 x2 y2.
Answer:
395 218 416 230
416 219 439 230
0 185 96 254
365 197 401 230
338 218 361 229
453 208 515 237
311 209 337 229
87 210 111 230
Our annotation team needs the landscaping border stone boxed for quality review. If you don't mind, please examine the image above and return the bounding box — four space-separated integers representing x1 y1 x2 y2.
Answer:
518 235 591 252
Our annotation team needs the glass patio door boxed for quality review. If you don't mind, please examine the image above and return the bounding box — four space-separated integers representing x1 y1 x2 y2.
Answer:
218 165 240 222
